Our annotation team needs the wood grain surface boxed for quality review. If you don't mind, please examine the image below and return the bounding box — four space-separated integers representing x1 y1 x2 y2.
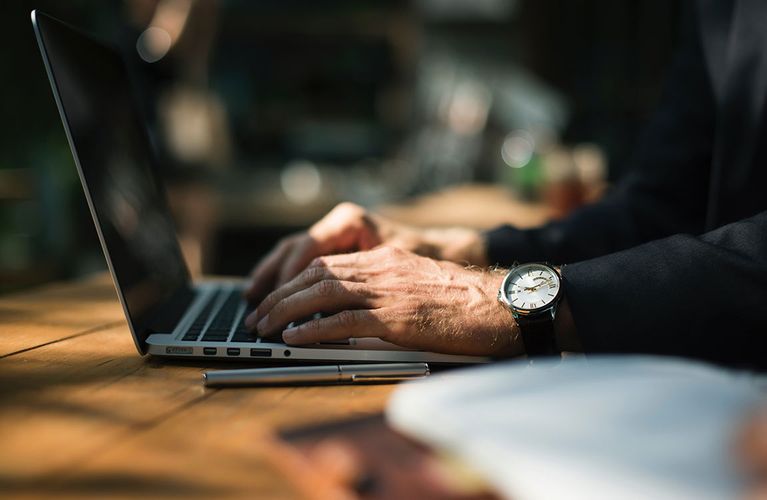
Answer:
0 274 396 499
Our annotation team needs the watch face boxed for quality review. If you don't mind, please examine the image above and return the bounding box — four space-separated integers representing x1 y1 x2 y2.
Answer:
502 263 561 313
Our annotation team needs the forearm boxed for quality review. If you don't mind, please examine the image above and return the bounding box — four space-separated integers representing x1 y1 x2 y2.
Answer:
561 211 767 369
484 182 707 267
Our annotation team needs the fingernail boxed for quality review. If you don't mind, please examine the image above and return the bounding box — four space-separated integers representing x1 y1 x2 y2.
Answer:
244 312 258 329
282 327 298 342
256 314 269 334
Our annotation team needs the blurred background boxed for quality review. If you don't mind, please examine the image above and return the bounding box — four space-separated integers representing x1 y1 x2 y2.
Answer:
0 0 683 293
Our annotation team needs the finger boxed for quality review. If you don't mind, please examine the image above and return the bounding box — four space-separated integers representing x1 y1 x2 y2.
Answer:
276 217 384 286
272 209 382 288
244 237 295 302
306 246 397 269
253 263 366 323
282 309 387 345
276 236 321 287
308 202 374 251
254 280 375 337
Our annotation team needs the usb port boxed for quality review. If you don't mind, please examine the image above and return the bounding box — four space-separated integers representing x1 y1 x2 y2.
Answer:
250 348 272 357
203 347 217 356
226 348 241 356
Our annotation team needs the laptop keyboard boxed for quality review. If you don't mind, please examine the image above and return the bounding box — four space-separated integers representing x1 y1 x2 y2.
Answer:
180 289 284 344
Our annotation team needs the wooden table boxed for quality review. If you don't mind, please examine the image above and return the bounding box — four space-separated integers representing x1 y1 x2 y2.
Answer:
0 274 396 498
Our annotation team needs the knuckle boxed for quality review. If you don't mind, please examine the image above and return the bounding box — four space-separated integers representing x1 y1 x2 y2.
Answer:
260 291 277 310
315 279 339 297
303 265 327 283
297 317 323 341
308 256 326 269
334 309 358 329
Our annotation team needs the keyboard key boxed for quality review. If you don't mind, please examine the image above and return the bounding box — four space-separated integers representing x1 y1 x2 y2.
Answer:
201 290 241 342
181 291 220 341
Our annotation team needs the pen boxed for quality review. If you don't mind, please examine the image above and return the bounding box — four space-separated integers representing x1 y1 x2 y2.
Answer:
202 363 430 387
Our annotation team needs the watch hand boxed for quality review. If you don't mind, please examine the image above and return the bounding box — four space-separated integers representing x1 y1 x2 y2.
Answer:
526 280 554 292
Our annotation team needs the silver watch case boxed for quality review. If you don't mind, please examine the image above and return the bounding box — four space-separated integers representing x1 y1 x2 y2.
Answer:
497 263 563 319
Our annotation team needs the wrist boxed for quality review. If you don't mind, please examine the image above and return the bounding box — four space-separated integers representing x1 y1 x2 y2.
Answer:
481 270 524 358
496 263 575 358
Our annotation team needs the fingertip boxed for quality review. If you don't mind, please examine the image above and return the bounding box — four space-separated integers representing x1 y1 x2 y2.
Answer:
282 327 299 344
244 311 258 330
255 314 270 335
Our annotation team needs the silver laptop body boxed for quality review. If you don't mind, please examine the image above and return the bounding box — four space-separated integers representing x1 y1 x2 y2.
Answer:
32 10 486 365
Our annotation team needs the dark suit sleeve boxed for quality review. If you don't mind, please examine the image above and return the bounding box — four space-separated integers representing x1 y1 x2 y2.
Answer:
486 5 714 266
482 6 767 368
562 211 767 369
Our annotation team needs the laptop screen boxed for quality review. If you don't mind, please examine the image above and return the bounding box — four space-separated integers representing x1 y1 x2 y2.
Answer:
33 11 193 353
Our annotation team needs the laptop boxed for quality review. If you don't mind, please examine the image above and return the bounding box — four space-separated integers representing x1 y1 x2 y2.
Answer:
31 10 485 365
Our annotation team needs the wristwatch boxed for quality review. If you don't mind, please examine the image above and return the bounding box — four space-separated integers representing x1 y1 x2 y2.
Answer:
497 263 563 357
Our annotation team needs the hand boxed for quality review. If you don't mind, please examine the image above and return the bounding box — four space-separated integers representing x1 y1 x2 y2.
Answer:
244 202 487 302
246 246 522 357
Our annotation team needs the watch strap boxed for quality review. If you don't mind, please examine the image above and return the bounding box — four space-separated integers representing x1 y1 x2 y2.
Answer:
518 312 558 357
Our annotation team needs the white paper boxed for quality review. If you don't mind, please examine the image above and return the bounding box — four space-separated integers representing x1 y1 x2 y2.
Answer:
386 356 765 500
